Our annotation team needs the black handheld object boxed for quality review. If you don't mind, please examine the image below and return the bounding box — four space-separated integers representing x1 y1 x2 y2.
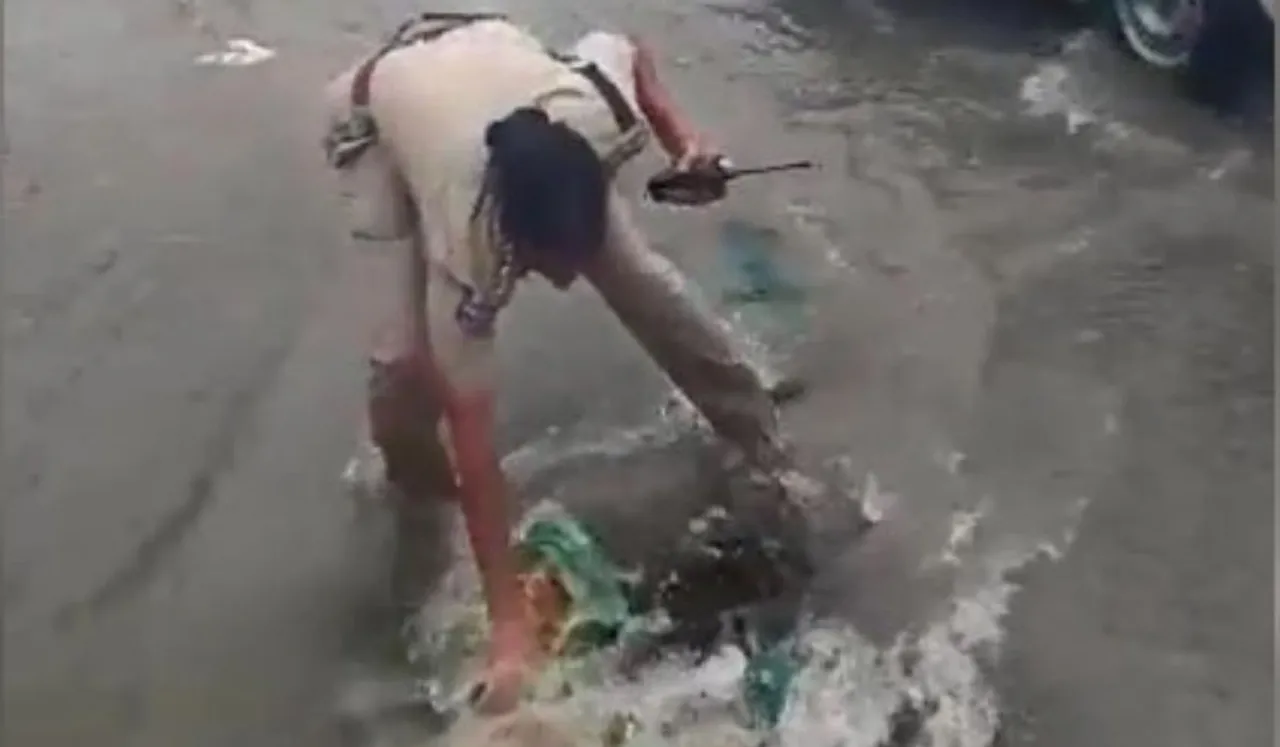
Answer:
646 159 816 206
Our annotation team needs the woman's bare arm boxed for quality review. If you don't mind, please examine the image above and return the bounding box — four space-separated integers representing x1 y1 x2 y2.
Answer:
443 387 527 635
629 36 700 160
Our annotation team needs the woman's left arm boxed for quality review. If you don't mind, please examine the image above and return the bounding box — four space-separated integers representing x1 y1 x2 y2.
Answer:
628 36 703 162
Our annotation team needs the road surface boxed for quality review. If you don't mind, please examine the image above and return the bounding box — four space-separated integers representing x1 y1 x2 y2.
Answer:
4 0 1272 745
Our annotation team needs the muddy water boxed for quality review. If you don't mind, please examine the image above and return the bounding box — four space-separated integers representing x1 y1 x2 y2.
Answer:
340 421 1090 747
6 0 1270 744
342 0 1272 744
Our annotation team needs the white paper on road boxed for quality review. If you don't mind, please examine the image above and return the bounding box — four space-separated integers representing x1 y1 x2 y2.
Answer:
194 38 276 67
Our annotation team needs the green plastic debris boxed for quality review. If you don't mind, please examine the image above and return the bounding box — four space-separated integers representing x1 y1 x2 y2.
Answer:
517 508 804 732
717 220 808 396
417 505 804 731
514 509 633 655
742 642 800 729
719 220 807 305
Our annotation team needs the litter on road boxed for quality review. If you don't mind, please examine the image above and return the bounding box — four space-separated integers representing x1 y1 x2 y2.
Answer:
401 502 805 736
194 37 276 67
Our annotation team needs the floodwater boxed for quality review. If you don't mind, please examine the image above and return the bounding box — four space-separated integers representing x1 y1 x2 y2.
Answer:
4 0 1272 745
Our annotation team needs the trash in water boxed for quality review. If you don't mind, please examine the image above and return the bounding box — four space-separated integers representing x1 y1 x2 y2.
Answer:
515 507 633 656
601 711 642 747
742 641 801 729
413 504 806 732
718 220 806 305
408 506 633 716
715 220 809 386
524 507 805 731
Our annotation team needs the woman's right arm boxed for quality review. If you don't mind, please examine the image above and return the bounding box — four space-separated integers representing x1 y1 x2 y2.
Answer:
444 384 527 623
424 280 529 642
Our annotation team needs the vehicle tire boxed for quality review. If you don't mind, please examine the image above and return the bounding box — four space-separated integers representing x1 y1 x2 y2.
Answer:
1101 0 1272 108
1102 0 1205 69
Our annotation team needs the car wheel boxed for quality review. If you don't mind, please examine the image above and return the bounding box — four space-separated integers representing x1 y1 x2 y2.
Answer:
1110 0 1207 68
1103 0 1272 108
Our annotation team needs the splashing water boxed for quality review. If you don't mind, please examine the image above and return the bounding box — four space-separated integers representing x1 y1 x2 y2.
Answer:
351 411 1090 747
395 520 1081 747
335 338 1090 747
384 506 1085 747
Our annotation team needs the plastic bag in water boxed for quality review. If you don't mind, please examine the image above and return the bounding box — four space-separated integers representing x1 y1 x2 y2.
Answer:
515 508 633 655
416 505 803 733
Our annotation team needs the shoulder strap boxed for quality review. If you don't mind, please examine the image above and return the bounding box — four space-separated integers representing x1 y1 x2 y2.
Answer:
549 52 638 133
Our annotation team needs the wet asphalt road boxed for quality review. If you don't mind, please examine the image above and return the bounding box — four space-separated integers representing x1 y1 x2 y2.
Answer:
3 0 1273 745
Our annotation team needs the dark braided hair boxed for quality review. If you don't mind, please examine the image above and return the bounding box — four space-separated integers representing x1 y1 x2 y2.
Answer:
471 107 609 264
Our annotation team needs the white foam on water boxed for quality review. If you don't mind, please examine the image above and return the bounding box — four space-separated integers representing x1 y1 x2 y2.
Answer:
342 432 387 507
500 419 694 486
338 394 703 510
1013 44 1194 161
924 496 993 570
389 415 1092 747
1018 62 1097 135
404 504 1087 747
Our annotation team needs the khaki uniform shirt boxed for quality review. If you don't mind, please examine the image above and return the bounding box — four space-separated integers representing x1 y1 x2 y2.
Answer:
324 21 647 395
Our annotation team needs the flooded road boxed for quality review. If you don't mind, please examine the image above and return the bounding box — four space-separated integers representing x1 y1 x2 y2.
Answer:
4 0 1272 745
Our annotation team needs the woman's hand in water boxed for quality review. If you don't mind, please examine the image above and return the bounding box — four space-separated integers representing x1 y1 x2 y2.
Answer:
470 621 542 715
